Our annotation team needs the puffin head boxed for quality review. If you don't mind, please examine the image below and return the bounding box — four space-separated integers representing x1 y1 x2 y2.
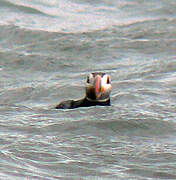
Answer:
85 72 112 102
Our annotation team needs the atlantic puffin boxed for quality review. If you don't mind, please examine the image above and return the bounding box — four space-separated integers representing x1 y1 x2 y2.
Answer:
55 72 112 109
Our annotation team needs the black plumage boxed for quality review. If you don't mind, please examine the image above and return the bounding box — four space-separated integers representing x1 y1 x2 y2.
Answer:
55 97 110 109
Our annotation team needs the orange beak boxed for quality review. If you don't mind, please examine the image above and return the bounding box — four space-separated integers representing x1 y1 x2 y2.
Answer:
94 75 102 98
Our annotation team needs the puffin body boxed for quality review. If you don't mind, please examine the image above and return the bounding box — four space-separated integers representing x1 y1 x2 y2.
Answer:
55 72 112 109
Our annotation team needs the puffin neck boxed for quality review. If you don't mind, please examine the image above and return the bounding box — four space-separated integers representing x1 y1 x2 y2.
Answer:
85 96 110 103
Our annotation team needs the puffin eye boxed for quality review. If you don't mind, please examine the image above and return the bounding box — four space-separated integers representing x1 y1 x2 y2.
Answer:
107 76 110 84
87 76 90 83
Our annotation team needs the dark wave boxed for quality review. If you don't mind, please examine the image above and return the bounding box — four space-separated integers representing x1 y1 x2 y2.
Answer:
0 0 54 17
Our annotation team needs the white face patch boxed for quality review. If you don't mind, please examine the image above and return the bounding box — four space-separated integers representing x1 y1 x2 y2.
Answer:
86 73 94 87
101 74 112 93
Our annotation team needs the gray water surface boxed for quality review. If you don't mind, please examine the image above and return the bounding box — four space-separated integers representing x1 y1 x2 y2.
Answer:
0 0 176 179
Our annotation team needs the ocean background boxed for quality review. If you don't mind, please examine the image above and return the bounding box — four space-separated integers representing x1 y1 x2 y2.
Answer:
0 0 176 179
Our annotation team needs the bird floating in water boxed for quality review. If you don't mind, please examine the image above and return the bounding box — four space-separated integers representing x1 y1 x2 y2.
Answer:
55 72 112 109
